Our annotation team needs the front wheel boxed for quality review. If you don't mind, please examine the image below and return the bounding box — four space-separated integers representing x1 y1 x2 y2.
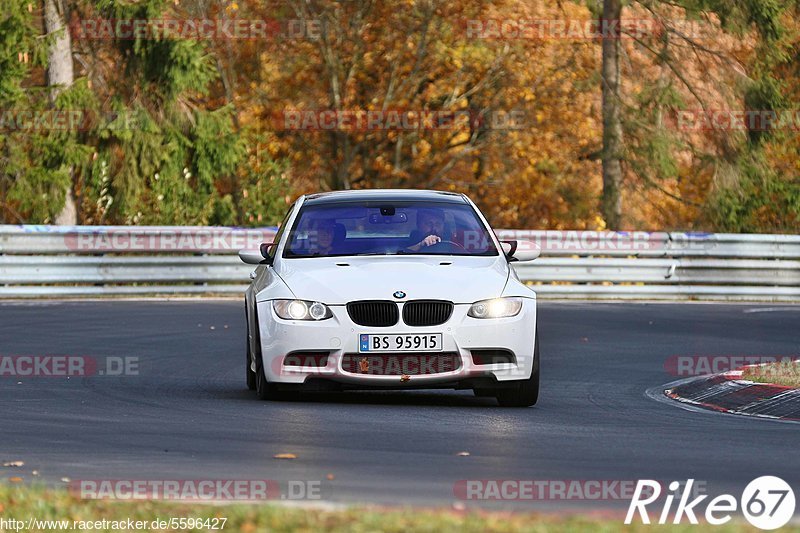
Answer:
255 359 282 400
246 307 256 391
255 345 285 401
246 347 256 391
252 308 290 401
495 332 540 407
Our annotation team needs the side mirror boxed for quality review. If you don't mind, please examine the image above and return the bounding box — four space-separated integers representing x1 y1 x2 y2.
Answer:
500 240 540 262
238 242 275 265
260 242 275 259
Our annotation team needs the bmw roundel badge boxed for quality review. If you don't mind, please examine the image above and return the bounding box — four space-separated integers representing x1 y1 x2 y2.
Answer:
393 291 406 299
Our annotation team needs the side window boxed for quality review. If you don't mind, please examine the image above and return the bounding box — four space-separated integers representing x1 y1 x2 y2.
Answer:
268 205 294 259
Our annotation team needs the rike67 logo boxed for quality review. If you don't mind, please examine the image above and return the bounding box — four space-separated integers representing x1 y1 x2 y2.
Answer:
626 477 795 530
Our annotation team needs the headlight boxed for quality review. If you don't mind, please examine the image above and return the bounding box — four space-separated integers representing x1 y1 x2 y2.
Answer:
468 297 523 319
273 300 333 321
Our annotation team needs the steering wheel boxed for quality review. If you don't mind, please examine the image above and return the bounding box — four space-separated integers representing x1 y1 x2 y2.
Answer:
427 240 467 252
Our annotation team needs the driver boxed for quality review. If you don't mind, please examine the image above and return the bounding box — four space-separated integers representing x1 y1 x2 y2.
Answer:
405 208 446 252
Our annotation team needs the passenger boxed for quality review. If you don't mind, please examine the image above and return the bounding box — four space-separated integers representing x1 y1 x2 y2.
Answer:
308 219 337 256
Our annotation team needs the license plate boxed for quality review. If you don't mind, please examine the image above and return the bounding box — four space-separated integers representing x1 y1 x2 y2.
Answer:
359 333 443 353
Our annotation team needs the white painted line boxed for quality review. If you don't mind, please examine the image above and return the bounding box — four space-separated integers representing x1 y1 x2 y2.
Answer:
743 307 800 313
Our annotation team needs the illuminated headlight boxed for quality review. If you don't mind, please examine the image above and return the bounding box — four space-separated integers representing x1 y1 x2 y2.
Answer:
273 300 333 321
468 297 523 319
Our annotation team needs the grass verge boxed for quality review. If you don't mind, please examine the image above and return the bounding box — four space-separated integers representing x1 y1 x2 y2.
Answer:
0 484 788 532
741 360 800 387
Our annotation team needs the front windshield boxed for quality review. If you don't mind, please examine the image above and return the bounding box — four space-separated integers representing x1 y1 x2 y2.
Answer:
283 201 498 258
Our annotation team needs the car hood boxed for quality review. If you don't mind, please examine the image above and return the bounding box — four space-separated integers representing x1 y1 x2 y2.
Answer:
273 255 510 305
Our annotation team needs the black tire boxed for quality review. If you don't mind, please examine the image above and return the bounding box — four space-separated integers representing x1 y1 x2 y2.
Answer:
495 331 540 407
246 349 257 391
252 308 287 401
244 301 256 390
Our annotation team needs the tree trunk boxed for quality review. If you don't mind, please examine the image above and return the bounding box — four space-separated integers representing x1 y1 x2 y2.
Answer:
44 0 77 225
601 0 624 230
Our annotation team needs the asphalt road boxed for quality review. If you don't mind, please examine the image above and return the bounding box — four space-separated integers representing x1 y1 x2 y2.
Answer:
1 300 798 510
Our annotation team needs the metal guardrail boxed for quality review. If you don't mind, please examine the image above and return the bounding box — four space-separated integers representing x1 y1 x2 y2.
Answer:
1 225 799 300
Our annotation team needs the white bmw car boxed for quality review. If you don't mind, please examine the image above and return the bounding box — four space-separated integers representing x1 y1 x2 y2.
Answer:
239 189 541 406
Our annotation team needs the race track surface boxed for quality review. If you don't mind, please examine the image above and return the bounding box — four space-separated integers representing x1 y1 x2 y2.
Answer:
1 300 798 509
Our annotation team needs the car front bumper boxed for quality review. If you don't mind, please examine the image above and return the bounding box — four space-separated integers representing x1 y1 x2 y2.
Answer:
256 299 537 388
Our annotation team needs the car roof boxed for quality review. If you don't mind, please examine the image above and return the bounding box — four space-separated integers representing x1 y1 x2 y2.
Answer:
302 189 467 206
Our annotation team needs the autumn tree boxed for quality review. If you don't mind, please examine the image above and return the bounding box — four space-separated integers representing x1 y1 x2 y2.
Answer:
240 0 603 228
600 0 624 229
1 0 88 224
597 0 791 229
45 0 77 224
3 0 798 232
